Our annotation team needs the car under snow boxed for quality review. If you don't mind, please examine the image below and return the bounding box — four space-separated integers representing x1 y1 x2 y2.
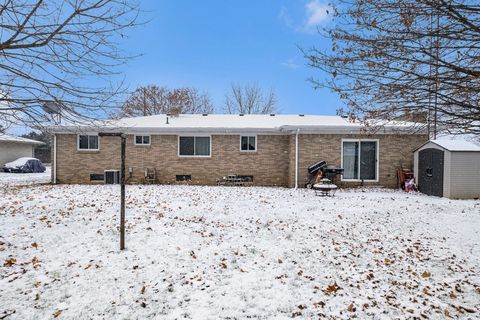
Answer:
2 157 46 173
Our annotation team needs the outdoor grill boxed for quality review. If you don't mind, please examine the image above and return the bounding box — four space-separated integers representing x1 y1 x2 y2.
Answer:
306 160 344 188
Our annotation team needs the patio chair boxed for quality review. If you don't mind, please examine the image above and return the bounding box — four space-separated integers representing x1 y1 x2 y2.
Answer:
144 168 156 184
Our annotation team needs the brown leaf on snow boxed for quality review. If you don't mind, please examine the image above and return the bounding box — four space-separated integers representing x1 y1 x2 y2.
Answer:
422 288 432 296
32 256 40 268
53 309 62 318
3 257 16 267
449 291 457 299
444 308 452 318
384 258 392 265
323 283 341 295
421 271 431 278
31 242 38 249
347 303 356 312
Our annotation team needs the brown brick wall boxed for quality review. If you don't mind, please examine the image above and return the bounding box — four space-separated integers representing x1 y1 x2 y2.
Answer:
53 133 427 188
289 133 428 188
54 134 290 186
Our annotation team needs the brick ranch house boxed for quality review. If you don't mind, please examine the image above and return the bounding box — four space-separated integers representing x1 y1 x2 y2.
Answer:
49 114 428 188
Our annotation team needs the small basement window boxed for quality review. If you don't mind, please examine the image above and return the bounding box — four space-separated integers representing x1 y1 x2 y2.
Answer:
237 175 254 182
135 135 150 145
240 136 256 151
90 174 104 181
78 134 99 150
176 175 192 182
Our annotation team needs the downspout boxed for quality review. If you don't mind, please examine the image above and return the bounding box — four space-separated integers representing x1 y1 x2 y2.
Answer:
294 128 300 189
53 134 57 184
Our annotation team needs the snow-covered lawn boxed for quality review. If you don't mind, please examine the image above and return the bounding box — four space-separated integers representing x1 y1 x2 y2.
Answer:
0 166 51 186
0 183 479 319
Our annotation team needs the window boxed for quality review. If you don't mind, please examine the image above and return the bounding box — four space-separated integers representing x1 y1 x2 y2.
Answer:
90 174 104 181
135 135 150 145
240 136 256 151
176 175 192 181
78 135 99 150
179 136 211 156
342 140 378 181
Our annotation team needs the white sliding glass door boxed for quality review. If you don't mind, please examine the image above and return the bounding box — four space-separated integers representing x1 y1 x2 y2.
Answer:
342 140 378 181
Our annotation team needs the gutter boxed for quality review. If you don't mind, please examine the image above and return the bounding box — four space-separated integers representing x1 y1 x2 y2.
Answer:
53 134 57 184
295 128 300 189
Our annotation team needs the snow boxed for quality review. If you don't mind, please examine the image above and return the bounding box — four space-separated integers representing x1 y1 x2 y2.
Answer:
0 166 51 186
1 183 479 319
433 136 480 151
4 157 38 169
48 114 423 134
0 133 44 145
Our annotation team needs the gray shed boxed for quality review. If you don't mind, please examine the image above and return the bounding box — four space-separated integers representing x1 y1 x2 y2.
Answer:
0 134 44 167
414 139 480 199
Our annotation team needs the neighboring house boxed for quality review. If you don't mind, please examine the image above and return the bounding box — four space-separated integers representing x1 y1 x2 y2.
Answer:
0 134 45 167
48 114 428 188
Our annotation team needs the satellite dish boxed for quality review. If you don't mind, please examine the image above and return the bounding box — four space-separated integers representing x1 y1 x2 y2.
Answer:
42 101 61 114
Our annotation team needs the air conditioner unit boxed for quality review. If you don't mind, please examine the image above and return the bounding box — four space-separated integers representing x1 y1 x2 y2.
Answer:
104 170 120 184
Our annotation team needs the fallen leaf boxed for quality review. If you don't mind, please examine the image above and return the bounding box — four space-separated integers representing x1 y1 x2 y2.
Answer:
444 308 452 318
421 271 431 278
323 283 341 295
347 303 356 312
3 258 16 267
53 309 62 318
423 287 432 296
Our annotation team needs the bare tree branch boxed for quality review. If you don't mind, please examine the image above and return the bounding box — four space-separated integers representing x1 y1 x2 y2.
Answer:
118 84 215 117
224 83 277 114
304 0 480 135
0 0 141 130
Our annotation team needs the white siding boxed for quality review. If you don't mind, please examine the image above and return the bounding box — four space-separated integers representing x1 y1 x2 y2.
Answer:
0 142 34 167
443 151 451 198
448 152 480 199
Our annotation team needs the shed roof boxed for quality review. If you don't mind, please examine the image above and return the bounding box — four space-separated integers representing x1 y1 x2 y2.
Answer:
416 139 480 152
0 133 44 145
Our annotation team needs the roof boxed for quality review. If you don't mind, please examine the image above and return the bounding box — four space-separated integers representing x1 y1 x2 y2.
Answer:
0 133 44 145
416 139 480 152
48 114 426 134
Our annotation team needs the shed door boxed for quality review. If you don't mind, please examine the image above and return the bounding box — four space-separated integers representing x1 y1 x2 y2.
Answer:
418 148 444 197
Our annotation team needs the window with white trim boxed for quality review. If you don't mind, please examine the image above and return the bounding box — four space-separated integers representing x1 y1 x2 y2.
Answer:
179 136 210 156
342 140 378 180
240 136 256 151
78 135 99 150
135 135 150 145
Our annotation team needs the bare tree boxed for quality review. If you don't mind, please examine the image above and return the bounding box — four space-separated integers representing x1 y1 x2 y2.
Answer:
119 85 214 117
224 83 277 114
304 0 480 135
0 0 140 129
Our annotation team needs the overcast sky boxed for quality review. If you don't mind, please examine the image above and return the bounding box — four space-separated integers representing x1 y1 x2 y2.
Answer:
119 0 341 115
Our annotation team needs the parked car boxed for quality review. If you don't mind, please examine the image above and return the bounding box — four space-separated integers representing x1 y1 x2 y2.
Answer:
3 157 46 173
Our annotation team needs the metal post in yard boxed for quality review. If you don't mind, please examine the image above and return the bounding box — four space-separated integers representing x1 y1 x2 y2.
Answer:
99 132 127 250
120 134 126 250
